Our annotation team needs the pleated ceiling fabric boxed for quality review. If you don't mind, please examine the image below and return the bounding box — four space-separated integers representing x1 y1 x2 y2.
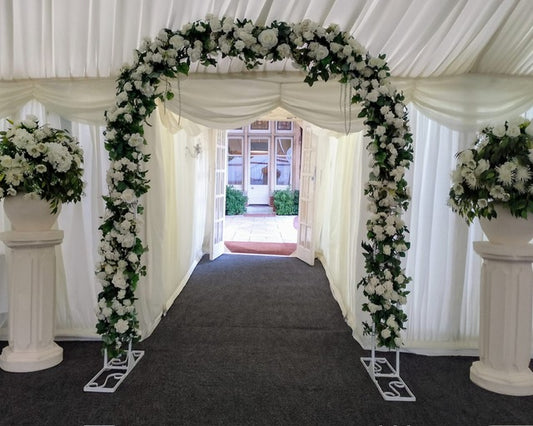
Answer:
1 0 531 79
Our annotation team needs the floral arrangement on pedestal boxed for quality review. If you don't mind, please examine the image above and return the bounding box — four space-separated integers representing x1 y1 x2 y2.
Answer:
449 117 533 222
0 115 84 213
96 15 414 357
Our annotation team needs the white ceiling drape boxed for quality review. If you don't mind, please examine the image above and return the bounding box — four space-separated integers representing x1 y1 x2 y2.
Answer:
1 0 531 79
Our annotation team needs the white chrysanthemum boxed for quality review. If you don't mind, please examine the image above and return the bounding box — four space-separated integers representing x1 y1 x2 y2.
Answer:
515 165 531 182
452 183 464 195
496 162 515 185
514 182 526 193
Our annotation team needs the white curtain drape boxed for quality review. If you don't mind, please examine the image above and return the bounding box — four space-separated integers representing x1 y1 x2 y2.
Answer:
1 74 532 131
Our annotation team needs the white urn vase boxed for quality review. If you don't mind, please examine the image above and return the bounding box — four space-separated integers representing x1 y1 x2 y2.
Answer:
472 204 533 395
3 194 61 231
479 205 533 246
0 194 64 372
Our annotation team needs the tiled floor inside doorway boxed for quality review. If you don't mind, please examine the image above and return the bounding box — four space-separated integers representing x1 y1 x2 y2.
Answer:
223 205 298 255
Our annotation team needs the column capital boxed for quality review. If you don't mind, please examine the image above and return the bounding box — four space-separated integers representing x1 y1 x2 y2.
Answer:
473 241 533 262
0 230 64 249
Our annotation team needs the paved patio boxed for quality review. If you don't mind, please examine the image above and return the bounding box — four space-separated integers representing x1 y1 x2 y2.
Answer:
224 214 298 243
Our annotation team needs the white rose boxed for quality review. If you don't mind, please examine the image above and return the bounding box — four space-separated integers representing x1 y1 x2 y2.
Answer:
276 43 291 58
492 125 506 138
112 273 127 289
257 28 278 49
381 328 391 339
506 125 521 138
315 45 329 61
121 188 136 203
170 35 186 50
22 115 39 129
114 319 130 334
366 90 379 103
121 233 136 248
367 303 381 313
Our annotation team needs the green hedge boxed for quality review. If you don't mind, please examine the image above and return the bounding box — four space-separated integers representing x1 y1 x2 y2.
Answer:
273 189 299 215
225 185 248 215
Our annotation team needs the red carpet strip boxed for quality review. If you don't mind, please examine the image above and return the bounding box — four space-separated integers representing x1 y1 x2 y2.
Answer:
224 241 297 256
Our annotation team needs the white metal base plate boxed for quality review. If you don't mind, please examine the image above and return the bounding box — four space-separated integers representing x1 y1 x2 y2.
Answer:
361 356 416 401
84 350 144 393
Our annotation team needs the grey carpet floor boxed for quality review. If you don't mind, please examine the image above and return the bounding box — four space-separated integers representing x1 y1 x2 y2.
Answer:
1 254 532 425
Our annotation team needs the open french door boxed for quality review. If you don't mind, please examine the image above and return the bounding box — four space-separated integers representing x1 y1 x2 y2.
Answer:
210 129 226 260
295 124 317 266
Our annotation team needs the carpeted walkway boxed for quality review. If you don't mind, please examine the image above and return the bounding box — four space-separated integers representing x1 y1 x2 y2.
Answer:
1 254 533 425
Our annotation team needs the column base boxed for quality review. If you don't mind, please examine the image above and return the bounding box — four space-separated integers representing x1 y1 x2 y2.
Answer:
0 342 63 373
470 360 533 396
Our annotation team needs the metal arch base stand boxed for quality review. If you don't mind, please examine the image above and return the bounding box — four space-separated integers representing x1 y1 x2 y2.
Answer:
360 332 416 402
84 342 144 393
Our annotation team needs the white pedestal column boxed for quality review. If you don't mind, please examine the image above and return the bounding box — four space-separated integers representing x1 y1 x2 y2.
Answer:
0 230 64 372
471 242 533 396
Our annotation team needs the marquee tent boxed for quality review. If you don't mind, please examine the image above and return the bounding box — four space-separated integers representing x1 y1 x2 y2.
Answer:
0 0 532 355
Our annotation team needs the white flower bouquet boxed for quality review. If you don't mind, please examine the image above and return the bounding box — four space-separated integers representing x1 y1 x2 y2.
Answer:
449 117 533 222
0 115 84 213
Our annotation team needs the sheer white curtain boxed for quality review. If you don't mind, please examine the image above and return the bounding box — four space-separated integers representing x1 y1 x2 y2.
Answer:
402 106 483 354
313 129 369 341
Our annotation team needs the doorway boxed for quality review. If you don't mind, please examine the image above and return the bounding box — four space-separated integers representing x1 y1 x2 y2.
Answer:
220 118 310 257
248 138 270 205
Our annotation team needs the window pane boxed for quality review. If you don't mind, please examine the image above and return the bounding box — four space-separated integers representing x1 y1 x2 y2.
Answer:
276 138 292 185
228 155 243 185
228 138 243 155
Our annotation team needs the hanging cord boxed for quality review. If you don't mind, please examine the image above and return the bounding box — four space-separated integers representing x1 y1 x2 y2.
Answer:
340 82 353 135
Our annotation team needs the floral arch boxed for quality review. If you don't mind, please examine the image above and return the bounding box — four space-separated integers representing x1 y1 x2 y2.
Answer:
95 15 413 358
